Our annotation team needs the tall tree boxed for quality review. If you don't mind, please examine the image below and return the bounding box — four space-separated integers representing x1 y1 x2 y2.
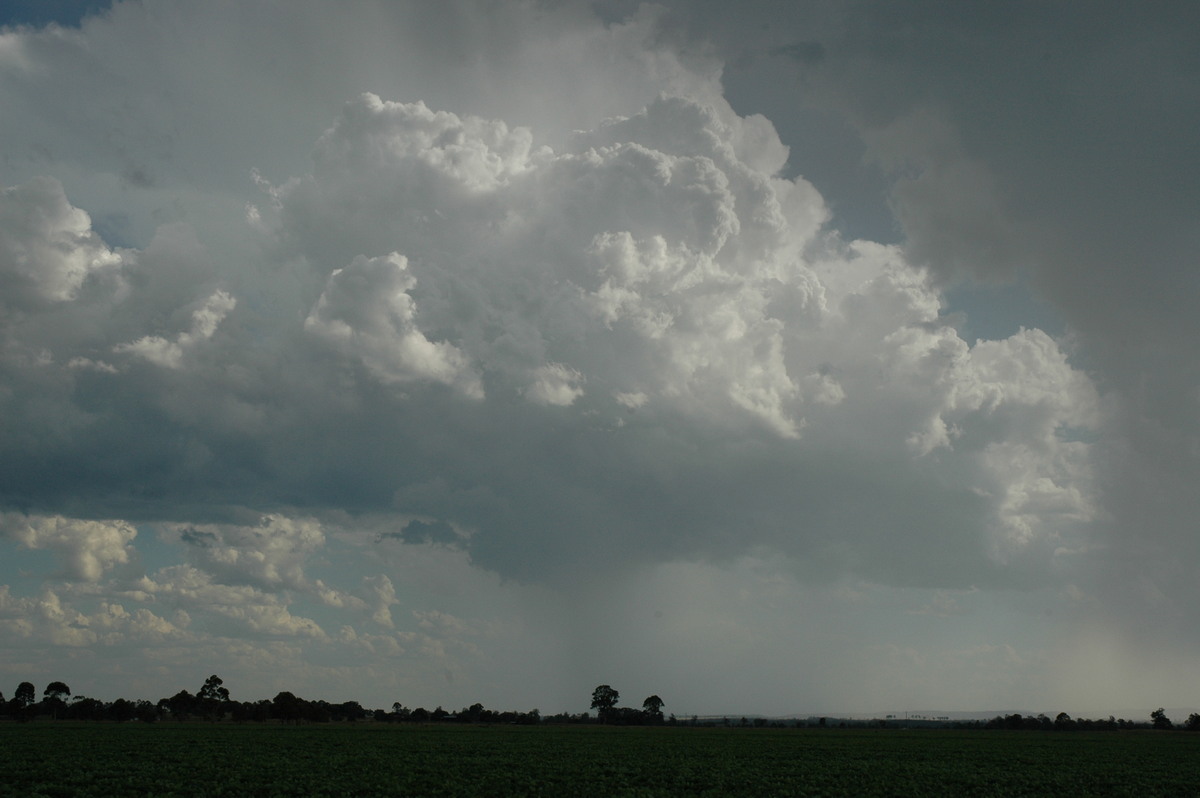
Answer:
43 682 71 720
642 695 665 722
272 691 303 724
198 674 230 702
1152 708 1174 730
11 682 37 722
165 690 195 721
14 682 35 707
44 681 70 701
197 675 230 720
590 685 619 722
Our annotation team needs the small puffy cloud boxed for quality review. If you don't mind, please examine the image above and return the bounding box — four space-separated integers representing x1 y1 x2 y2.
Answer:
166 514 324 591
0 176 124 304
364 574 398 629
0 590 178 649
0 513 137 582
313 95 535 193
139 564 327 639
115 289 236 369
314 579 368 612
305 252 482 397
523 363 584 407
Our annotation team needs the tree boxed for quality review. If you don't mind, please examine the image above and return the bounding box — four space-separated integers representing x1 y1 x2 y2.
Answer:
14 681 35 707
642 695 665 723
109 698 135 722
198 674 230 703
8 682 37 722
166 690 196 721
197 675 231 720
337 701 366 722
1151 708 1174 730
43 681 71 720
272 691 303 724
44 681 71 702
590 685 619 722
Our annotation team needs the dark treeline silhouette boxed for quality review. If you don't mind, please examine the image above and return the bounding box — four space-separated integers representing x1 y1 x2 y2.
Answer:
978 709 1200 732
6 676 1199 731
2 675 558 725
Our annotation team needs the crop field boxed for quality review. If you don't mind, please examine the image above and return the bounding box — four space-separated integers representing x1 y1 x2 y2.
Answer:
2 723 1199 797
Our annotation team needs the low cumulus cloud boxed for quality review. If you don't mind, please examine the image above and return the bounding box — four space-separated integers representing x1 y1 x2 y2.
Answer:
0 176 125 304
165 514 325 591
115 289 236 370
0 514 136 582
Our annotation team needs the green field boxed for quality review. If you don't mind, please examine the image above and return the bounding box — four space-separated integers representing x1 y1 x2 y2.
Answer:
2 723 1199 796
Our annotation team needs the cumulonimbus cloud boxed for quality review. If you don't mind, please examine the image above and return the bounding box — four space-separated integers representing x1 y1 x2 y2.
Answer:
0 87 1102 593
236 91 1100 585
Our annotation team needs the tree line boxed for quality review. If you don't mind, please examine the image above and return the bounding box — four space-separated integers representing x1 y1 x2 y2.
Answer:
0 677 666 726
981 708 1200 732
7 676 1198 730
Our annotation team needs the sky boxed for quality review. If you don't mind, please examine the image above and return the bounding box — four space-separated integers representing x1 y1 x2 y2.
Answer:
0 0 1198 719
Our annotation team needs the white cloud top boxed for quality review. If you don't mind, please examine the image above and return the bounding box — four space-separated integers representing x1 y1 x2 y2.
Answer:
305 253 483 397
1 514 136 582
0 176 123 303
115 289 236 369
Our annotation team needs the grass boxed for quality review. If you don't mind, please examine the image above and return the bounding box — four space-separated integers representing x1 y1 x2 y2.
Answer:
2 722 1199 796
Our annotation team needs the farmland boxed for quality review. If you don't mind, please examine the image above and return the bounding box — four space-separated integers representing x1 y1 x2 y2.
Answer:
2 723 1199 796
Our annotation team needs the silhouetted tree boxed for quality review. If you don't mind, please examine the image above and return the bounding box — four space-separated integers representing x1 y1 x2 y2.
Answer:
336 701 366 722
197 675 231 720
642 695 665 723
1185 713 1200 731
135 700 158 723
231 699 271 723
591 685 619 722
42 681 71 719
10 682 36 721
1152 708 1174 730
272 691 303 724
165 690 195 721
70 696 105 721
44 681 70 702
110 698 137 722
14 681 35 707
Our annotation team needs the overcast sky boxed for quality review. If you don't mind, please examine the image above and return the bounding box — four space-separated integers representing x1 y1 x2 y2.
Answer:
1 0 1198 719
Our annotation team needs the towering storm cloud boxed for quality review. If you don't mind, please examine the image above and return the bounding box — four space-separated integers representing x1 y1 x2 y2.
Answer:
0 1 1196 717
